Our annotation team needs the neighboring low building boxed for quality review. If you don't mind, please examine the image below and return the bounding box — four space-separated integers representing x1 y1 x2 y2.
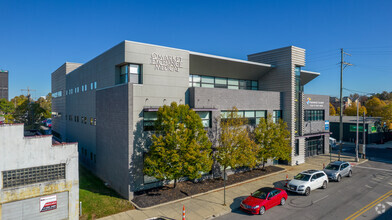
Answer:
51 40 329 200
0 123 79 220
0 70 8 100
330 116 384 144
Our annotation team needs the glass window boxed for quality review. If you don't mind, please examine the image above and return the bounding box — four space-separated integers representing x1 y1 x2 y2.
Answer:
193 75 201 82
197 111 211 128
273 110 282 123
228 85 239 90
91 83 93 90
228 78 239 85
201 83 214 88
295 139 299 156
144 111 157 131
305 110 324 121
201 76 214 83
244 111 255 118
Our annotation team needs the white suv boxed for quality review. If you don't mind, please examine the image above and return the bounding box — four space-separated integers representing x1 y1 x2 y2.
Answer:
287 170 329 196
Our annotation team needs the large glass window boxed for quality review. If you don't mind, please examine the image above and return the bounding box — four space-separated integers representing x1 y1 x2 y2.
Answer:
305 110 325 121
221 110 266 125
189 75 258 91
119 64 142 84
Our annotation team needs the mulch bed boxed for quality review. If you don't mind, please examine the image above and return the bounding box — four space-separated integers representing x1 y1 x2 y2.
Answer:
132 166 284 208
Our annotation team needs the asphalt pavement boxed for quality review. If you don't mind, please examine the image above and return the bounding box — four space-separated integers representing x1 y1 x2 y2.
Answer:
214 160 392 220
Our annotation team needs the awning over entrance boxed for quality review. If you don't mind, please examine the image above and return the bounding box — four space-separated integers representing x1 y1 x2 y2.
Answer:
300 70 320 85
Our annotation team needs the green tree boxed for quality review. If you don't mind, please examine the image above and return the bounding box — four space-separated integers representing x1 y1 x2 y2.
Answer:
144 102 212 188
344 102 367 116
13 99 48 129
216 107 256 205
366 97 386 117
37 93 52 118
0 98 15 114
382 103 392 130
329 103 336 116
254 114 291 169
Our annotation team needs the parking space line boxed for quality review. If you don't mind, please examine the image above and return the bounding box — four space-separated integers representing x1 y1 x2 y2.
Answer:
313 195 329 203
355 166 392 172
365 185 372 189
345 189 392 220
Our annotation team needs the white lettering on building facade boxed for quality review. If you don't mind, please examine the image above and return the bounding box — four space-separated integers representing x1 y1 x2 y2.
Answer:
151 53 183 72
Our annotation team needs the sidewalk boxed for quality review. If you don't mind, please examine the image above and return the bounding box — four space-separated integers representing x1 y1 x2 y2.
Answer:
99 153 367 220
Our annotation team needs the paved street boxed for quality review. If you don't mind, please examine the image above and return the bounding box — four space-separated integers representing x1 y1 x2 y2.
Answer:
215 160 392 220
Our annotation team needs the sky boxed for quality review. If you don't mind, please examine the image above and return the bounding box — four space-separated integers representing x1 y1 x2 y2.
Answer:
1 0 391 100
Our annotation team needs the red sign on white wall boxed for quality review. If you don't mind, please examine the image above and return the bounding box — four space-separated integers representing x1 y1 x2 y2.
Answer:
40 195 57 212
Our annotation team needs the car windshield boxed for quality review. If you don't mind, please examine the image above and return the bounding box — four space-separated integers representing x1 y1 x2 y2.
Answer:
325 164 340 170
294 173 311 181
252 190 268 199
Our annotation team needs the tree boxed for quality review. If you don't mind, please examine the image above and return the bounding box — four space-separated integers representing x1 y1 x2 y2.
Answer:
254 114 291 169
0 98 15 114
344 102 367 116
13 99 50 129
336 107 341 116
329 103 336 116
37 93 52 118
382 103 392 130
144 102 212 188
365 97 386 117
216 107 256 205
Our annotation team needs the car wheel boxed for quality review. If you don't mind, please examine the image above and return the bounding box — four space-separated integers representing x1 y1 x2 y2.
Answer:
322 181 327 189
280 198 286 206
305 187 311 196
259 206 265 215
337 175 341 182
348 170 352 177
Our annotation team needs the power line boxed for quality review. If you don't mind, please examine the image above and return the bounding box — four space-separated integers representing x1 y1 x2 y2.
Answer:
343 88 374 95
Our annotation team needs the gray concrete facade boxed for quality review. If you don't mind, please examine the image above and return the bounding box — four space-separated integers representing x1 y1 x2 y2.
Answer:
51 40 328 200
0 124 79 220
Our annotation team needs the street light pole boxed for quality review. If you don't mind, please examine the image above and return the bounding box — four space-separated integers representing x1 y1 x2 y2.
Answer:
363 112 366 159
355 99 359 162
338 49 344 161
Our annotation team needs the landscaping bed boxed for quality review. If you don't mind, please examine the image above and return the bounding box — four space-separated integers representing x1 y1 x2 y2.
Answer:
132 166 284 208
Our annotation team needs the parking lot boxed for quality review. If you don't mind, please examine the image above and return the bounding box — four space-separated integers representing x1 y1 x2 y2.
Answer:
215 160 392 220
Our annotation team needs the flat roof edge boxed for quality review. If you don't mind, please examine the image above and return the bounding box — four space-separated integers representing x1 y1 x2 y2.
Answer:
190 51 274 68
301 70 321 75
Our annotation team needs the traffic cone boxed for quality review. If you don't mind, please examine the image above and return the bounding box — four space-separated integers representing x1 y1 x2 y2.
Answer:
182 205 185 220
285 174 288 187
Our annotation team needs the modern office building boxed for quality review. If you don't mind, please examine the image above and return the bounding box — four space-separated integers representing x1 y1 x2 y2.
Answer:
0 123 79 220
51 41 329 200
0 70 9 100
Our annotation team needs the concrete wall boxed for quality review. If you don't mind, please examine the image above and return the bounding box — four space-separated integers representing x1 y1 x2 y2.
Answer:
303 94 330 135
96 84 131 199
64 42 125 171
0 124 79 220
51 63 82 141
248 46 306 165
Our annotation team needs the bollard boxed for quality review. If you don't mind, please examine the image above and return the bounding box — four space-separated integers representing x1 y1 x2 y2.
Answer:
182 205 185 220
80 201 82 216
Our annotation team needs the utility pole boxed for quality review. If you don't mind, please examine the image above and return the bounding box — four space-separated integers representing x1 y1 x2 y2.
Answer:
21 87 37 128
363 112 366 159
355 99 359 162
338 48 353 161
21 87 36 102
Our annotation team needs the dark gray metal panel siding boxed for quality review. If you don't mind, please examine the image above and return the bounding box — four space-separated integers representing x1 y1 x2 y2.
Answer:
0 71 9 100
2 191 69 220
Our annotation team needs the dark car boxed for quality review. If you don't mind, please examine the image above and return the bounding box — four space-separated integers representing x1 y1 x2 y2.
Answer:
240 187 288 215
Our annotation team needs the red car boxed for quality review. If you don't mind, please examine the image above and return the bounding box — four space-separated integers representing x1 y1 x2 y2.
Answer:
240 187 288 215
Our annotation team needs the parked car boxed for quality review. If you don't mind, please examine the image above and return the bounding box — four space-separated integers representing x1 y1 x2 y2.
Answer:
240 187 288 215
323 161 352 182
287 170 328 196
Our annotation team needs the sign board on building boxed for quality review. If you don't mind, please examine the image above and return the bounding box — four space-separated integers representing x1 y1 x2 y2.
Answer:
349 125 367 132
325 120 329 130
40 195 57 212
306 97 325 107
150 53 183 72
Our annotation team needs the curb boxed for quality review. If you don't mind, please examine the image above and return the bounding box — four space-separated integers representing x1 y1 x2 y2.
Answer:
131 168 287 211
205 210 232 220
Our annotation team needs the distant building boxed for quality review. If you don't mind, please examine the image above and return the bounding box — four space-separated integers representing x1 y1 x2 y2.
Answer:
0 70 8 100
330 116 384 144
0 124 79 220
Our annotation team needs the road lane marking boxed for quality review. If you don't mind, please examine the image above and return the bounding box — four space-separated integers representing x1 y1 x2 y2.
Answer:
345 189 392 220
313 195 329 203
355 166 392 172
365 185 372 188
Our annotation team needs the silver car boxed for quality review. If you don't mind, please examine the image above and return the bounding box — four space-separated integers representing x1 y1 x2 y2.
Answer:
323 161 352 182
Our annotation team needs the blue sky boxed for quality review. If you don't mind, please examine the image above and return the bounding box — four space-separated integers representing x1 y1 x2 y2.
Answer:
1 0 391 99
